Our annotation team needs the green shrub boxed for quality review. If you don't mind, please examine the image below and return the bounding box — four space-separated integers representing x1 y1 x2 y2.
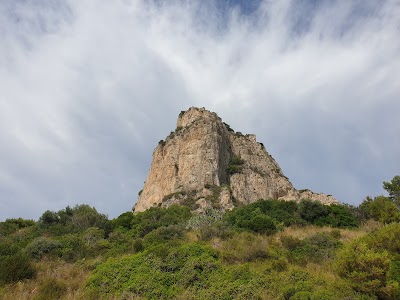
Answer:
298 200 329 224
335 241 392 297
38 204 110 236
0 218 36 236
86 243 220 299
315 204 359 228
0 252 36 284
0 237 23 257
334 223 400 298
82 227 109 257
362 222 400 255
383 175 400 207
131 205 191 237
225 204 278 235
57 234 85 261
389 260 400 282
111 211 134 230
104 231 139 257
227 155 245 174
39 210 60 226
142 225 186 248
246 213 277 234
25 236 63 259
359 196 400 224
69 204 110 233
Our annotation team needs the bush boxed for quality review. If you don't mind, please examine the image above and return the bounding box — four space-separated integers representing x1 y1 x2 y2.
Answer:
38 204 111 235
224 204 278 235
383 175 400 207
86 243 220 299
316 204 359 228
298 200 329 223
335 224 400 299
131 205 191 237
225 199 354 233
0 252 36 284
0 237 23 257
57 234 86 261
226 208 278 234
359 196 400 224
34 278 67 300
39 210 60 226
335 241 393 297
0 218 36 236
363 222 400 255
246 213 277 234
289 232 341 265
25 236 63 259
111 211 134 230
227 155 245 174
69 204 110 233
142 225 186 248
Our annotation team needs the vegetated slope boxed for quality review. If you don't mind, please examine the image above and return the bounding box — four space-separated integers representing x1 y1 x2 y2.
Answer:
135 107 337 213
1 176 400 300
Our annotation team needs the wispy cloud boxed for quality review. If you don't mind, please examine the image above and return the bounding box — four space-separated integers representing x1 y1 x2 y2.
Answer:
0 0 399 220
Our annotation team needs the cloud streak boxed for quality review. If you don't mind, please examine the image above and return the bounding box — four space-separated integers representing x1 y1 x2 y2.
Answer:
0 0 399 220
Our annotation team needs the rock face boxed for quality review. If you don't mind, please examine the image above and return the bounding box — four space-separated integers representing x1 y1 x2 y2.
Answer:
134 107 338 213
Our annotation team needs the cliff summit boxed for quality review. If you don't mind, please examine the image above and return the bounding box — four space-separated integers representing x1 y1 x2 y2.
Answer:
134 107 338 212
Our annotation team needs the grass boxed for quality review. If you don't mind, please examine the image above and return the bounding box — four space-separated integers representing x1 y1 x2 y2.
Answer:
0 259 94 300
0 221 390 300
275 223 372 244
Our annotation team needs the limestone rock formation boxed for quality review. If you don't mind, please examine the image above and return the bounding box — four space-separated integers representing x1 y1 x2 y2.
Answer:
134 107 338 213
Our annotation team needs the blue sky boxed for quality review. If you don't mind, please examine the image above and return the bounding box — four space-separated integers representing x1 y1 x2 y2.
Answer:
0 0 399 221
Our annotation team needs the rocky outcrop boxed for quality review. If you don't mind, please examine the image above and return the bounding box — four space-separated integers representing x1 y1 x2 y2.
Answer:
134 107 338 213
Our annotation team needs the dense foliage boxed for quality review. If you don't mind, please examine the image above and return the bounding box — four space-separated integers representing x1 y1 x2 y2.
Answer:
383 175 400 207
224 198 358 233
0 176 399 299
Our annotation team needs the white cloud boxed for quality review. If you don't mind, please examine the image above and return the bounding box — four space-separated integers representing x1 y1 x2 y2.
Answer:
0 0 399 220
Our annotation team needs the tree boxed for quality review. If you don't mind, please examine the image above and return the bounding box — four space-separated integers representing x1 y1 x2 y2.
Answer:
383 175 400 207
359 196 400 224
298 199 329 224
39 210 60 226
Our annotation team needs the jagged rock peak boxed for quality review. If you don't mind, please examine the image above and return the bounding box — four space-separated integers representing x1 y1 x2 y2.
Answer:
177 107 221 128
134 107 338 213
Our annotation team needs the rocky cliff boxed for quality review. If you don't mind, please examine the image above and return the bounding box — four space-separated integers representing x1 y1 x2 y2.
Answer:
134 107 338 212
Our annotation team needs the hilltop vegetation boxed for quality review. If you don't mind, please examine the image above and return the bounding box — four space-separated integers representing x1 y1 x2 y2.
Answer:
0 176 400 299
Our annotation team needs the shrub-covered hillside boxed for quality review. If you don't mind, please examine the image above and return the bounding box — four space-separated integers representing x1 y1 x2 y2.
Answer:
0 176 399 300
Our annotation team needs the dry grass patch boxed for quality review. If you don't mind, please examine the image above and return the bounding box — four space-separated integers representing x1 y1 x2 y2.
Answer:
275 222 378 245
0 259 93 300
